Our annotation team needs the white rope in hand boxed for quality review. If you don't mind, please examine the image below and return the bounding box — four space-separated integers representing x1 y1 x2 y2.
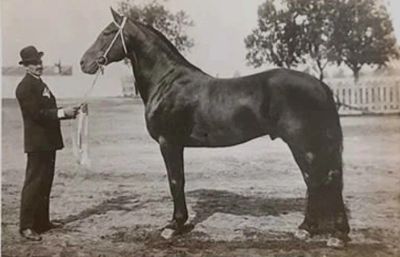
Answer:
72 103 91 169
72 68 102 170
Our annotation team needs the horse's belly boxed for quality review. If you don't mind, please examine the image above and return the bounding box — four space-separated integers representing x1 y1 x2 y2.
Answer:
187 116 268 147
187 128 266 147
187 102 270 147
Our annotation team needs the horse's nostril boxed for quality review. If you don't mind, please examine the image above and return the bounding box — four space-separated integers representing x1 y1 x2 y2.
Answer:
80 60 84 66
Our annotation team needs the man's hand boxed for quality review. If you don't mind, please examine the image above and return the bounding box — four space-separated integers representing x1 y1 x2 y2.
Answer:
80 103 88 114
64 105 80 119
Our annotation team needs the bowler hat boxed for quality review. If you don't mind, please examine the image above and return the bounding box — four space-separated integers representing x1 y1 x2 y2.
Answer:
19 46 44 65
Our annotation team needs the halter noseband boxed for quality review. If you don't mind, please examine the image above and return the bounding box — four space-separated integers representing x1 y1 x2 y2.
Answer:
97 16 128 67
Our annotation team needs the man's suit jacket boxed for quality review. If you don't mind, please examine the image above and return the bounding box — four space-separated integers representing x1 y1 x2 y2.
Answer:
16 73 64 153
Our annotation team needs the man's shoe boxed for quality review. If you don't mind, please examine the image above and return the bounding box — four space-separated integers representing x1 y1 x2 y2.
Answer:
20 228 42 241
35 221 64 233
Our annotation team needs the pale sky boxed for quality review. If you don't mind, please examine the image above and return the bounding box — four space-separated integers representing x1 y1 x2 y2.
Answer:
1 0 400 79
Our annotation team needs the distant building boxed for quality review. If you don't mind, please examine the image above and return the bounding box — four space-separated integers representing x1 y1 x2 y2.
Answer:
233 70 241 78
2 65 72 76
121 75 138 97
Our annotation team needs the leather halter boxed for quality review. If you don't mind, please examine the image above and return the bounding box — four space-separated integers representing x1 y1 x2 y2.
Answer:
97 16 128 66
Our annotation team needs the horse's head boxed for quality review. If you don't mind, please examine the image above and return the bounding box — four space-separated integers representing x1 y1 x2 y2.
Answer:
80 8 129 74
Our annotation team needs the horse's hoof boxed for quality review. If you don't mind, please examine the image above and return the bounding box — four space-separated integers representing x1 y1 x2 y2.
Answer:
327 237 345 248
159 220 179 231
160 223 194 239
161 228 175 239
294 229 310 240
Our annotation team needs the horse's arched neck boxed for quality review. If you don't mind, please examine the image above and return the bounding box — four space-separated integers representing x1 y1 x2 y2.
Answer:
124 22 207 104
126 50 178 104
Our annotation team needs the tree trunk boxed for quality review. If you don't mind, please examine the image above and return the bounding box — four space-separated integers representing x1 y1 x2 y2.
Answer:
352 66 361 83
316 60 325 82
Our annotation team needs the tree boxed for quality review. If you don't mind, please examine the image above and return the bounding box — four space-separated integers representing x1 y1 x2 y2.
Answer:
245 0 337 78
245 0 305 69
118 0 194 53
245 0 399 82
331 0 399 81
290 0 338 81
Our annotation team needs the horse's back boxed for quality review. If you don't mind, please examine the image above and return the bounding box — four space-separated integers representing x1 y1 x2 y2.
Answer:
210 68 335 113
212 68 338 129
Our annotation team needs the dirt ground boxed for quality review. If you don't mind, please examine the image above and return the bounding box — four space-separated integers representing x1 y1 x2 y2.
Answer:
2 97 400 257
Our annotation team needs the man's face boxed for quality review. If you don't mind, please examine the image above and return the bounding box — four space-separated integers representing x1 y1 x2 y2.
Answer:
26 60 43 76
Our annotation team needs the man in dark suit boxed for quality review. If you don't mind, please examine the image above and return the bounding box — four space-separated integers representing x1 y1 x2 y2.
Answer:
16 45 81 241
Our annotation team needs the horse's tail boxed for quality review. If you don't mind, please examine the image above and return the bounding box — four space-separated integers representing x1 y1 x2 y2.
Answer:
319 80 344 188
321 79 343 156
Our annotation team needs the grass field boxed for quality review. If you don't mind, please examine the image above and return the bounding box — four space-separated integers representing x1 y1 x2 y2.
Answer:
2 97 400 257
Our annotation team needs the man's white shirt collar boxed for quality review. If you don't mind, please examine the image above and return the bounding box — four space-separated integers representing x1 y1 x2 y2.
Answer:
27 72 41 80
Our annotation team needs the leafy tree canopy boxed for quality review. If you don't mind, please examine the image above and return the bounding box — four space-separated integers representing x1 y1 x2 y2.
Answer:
245 0 399 81
330 0 399 80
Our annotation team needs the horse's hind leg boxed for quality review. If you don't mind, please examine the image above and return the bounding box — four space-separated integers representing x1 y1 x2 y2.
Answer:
159 137 188 234
283 126 350 245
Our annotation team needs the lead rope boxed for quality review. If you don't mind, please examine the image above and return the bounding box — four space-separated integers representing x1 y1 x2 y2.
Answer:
72 69 103 169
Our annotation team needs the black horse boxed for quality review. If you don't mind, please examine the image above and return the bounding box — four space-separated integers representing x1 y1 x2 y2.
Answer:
80 9 350 246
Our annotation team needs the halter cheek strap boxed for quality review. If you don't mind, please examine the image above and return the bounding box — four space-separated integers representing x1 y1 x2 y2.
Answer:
112 17 128 54
99 16 128 66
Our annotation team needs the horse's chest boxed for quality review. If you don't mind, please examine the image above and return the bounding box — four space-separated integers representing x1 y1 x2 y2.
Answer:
144 101 194 142
144 107 162 140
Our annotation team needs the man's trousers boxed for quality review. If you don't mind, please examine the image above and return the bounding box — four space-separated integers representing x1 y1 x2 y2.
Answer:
20 151 56 232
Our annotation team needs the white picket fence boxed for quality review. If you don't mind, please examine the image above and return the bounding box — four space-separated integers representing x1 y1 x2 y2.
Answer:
327 77 400 115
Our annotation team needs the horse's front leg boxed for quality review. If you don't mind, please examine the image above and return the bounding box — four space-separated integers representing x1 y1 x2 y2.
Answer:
159 137 188 233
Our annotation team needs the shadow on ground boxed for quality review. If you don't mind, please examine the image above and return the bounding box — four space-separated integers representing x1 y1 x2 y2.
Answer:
60 195 141 224
187 189 305 225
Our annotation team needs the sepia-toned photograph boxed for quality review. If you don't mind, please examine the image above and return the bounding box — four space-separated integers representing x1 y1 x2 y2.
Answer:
2 0 400 256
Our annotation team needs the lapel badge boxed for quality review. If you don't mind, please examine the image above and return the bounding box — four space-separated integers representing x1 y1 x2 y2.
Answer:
42 87 51 98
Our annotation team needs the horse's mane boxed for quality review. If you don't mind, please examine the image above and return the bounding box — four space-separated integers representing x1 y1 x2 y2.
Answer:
133 21 204 73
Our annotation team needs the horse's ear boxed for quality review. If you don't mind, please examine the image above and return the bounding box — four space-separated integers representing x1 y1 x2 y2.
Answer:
110 7 123 24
